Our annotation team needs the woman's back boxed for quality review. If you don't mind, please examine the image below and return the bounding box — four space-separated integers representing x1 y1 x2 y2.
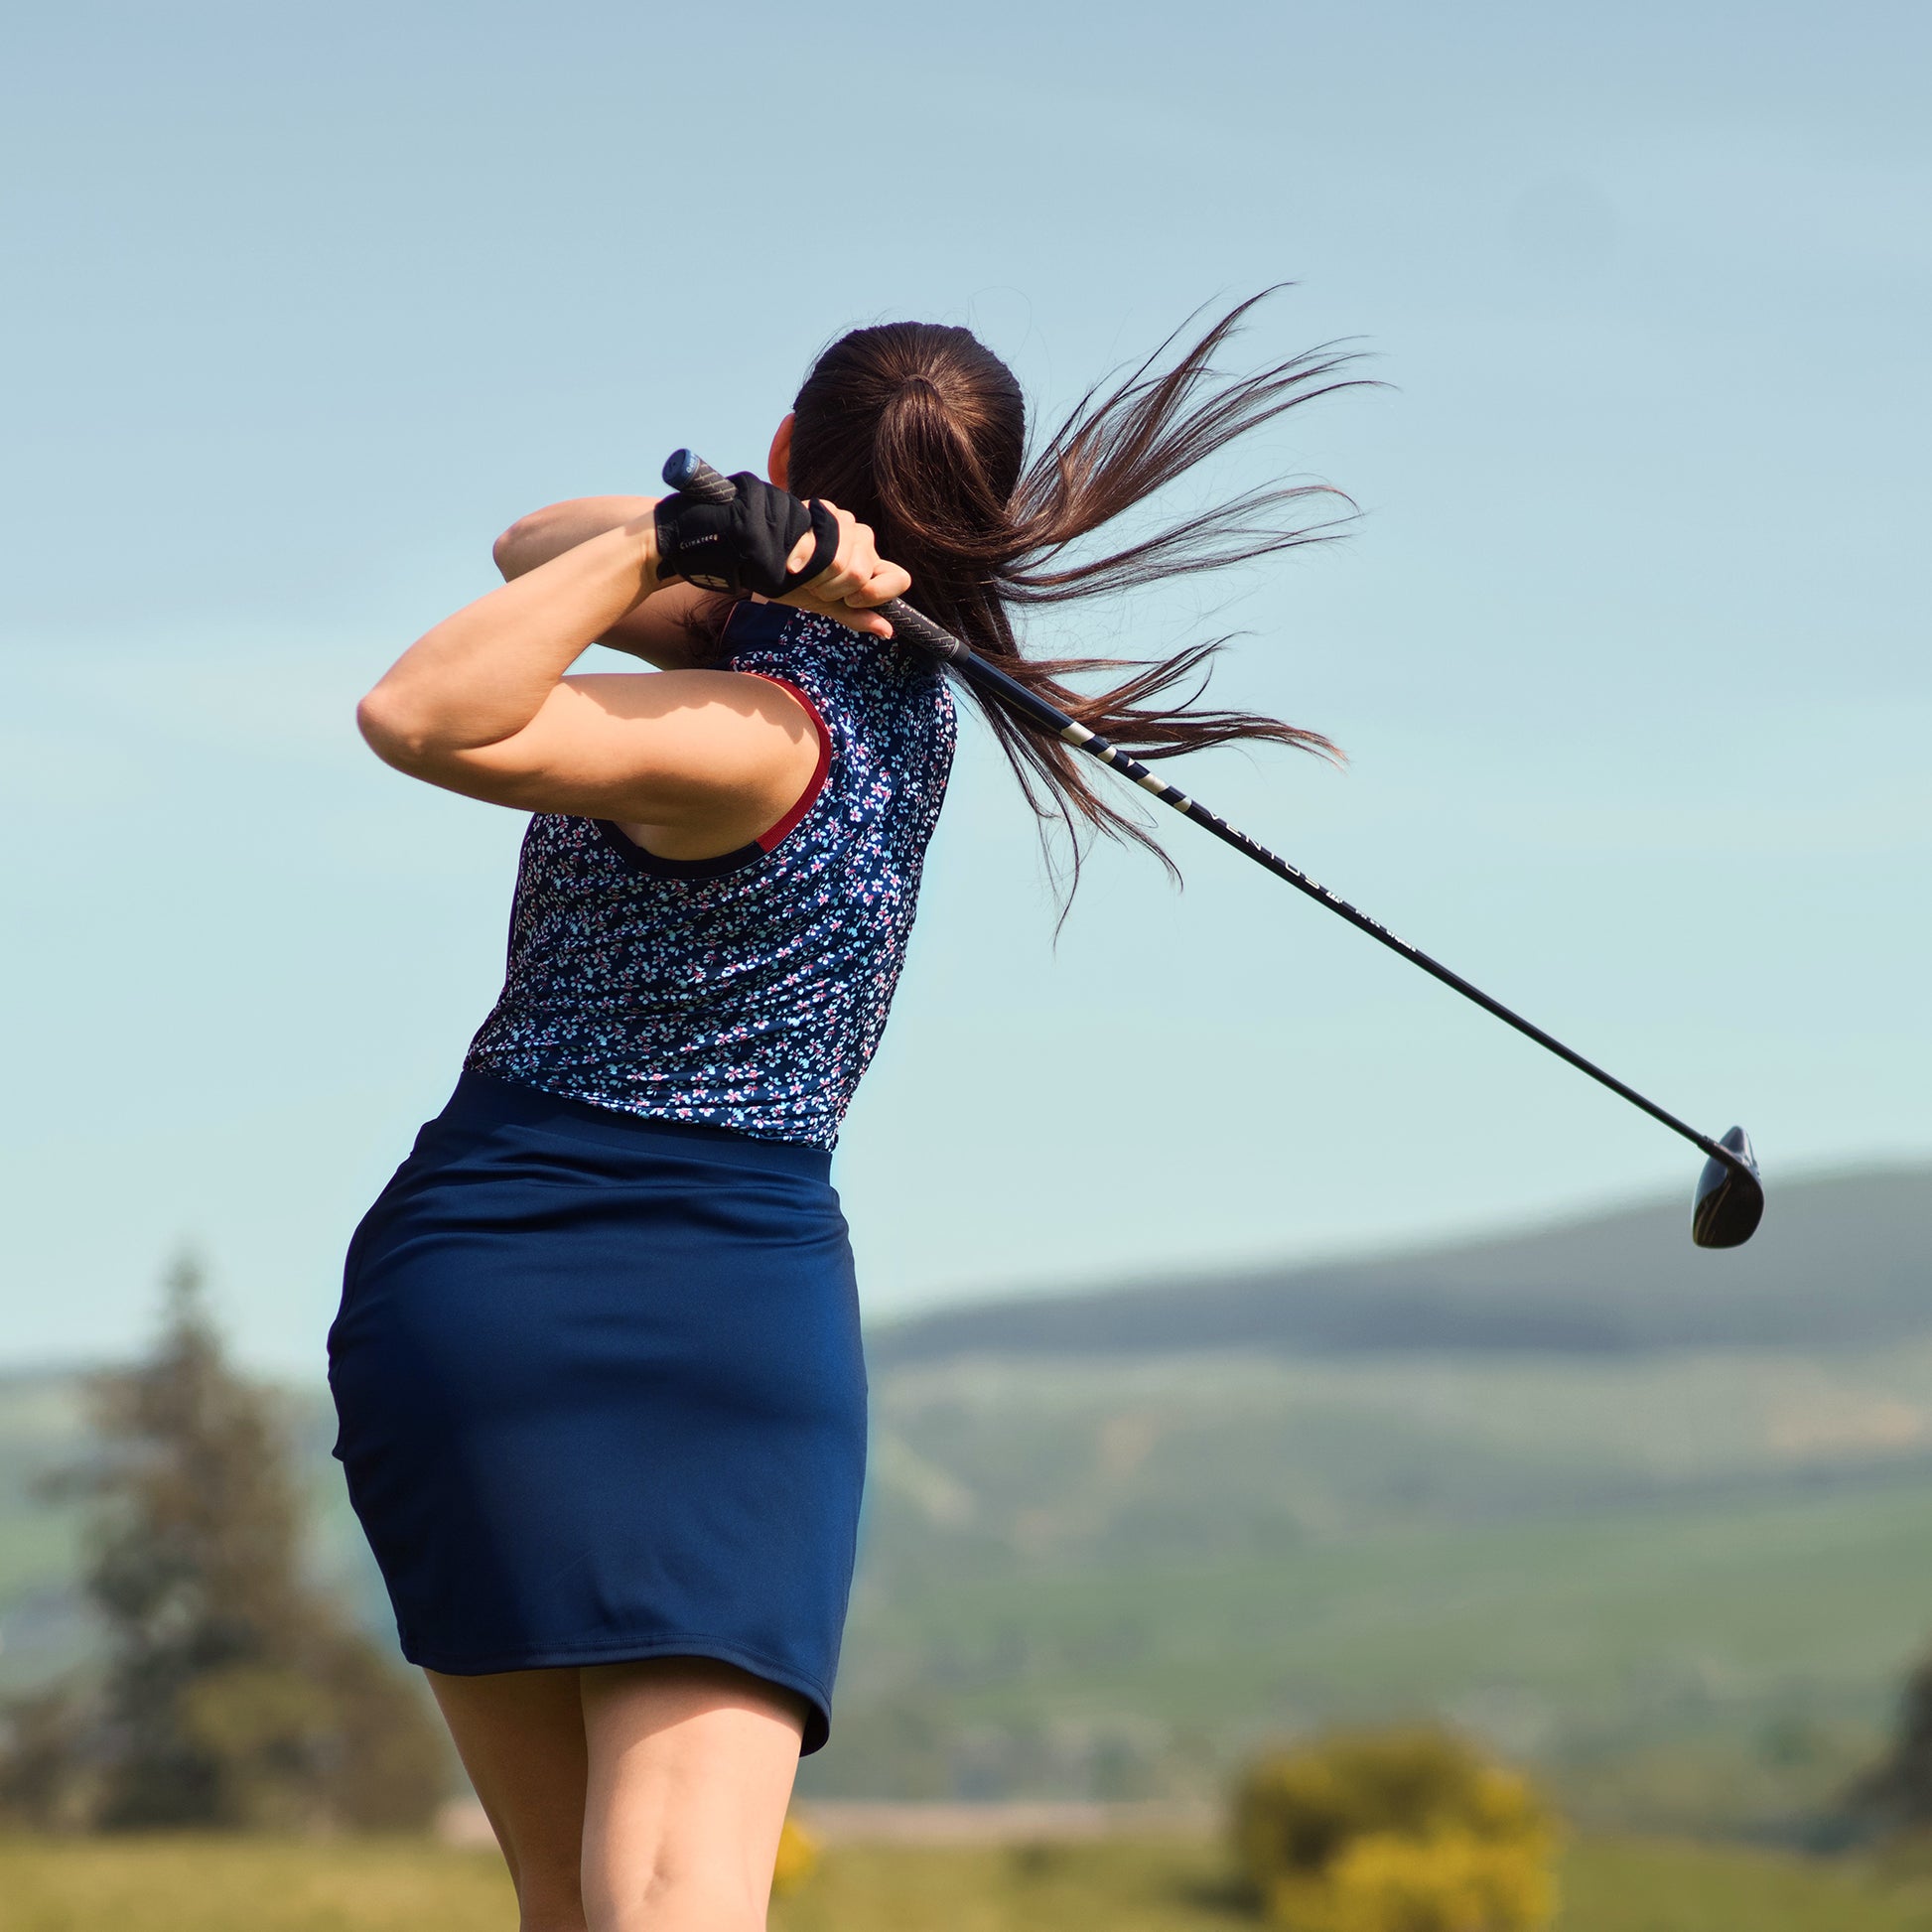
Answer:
465 601 955 1147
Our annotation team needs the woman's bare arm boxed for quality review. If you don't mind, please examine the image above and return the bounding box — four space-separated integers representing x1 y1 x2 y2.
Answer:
362 512 664 765
493 495 713 668
492 495 653 577
355 498 908 842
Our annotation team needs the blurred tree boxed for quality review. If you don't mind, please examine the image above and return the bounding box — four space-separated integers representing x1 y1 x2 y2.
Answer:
0 1253 447 1832
1850 1648 1932 1836
1232 1726 1557 1932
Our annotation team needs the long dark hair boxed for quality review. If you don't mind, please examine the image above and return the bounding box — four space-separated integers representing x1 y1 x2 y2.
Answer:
782 293 1363 884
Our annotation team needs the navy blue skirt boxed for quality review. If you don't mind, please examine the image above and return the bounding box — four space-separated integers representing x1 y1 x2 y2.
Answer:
326 1071 866 1753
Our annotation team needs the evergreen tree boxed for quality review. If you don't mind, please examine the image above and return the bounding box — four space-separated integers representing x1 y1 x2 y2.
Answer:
6 1253 447 1831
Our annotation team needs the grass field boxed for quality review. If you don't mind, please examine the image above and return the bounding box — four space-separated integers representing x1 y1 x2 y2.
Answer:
7 1834 1932 1932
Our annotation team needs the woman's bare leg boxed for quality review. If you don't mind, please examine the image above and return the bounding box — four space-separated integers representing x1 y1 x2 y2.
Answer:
578 1658 807 1932
425 1666 591 1932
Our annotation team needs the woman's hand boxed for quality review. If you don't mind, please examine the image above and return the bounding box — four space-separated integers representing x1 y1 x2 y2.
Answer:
776 501 910 639
654 475 911 639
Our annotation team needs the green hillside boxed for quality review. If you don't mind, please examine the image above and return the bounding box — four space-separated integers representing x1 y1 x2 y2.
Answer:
819 1340 1932 1831
7 1167 1932 1835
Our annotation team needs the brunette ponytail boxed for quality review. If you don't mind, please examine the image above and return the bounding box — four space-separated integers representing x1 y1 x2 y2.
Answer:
787 293 1366 886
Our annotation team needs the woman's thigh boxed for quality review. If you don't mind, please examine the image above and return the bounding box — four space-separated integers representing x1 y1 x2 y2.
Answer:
579 1657 806 1932
425 1666 590 1929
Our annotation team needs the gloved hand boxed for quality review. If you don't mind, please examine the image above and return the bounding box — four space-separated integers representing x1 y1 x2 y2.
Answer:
653 473 841 598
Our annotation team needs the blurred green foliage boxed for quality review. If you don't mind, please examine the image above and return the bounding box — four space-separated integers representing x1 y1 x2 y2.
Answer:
0 1257 445 1832
773 1815 822 1895
1849 1648 1932 1841
1232 1728 1557 1930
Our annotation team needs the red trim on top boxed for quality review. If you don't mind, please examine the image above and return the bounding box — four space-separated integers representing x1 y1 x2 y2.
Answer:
745 674 832 853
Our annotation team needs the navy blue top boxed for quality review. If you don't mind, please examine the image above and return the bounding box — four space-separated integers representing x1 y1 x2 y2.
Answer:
464 602 956 1148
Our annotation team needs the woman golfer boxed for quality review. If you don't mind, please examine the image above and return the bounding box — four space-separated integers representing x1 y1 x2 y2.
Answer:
330 302 1342 1931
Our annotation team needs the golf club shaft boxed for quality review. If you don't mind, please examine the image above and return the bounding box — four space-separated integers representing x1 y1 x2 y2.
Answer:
662 451 1750 1180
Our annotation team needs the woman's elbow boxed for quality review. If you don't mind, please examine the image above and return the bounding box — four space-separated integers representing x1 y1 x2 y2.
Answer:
356 686 436 772
492 511 551 582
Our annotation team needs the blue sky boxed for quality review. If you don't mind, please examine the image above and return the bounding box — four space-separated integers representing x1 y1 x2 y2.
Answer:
3 0 1926 1369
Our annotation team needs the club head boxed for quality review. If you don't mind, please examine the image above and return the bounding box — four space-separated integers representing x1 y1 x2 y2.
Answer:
1692 1125 1763 1249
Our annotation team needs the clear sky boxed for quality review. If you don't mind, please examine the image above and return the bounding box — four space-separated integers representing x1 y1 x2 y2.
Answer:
3 0 1926 1370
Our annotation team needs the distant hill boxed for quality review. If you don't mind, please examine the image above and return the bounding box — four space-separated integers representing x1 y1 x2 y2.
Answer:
870 1165 1932 1365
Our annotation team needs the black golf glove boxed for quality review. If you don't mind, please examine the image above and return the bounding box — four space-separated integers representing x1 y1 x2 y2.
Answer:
653 473 841 599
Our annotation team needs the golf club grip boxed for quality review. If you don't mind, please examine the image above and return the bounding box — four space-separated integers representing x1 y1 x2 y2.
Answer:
656 453 1747 1181
658 450 970 665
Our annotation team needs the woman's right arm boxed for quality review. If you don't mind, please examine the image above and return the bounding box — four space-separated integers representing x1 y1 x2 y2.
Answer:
493 496 712 667
354 490 907 830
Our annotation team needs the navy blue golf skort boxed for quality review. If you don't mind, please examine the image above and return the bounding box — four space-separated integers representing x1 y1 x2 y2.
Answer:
326 1070 866 1753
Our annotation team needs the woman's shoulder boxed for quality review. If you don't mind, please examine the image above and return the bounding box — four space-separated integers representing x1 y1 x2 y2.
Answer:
724 604 954 839
720 600 921 673
725 605 954 735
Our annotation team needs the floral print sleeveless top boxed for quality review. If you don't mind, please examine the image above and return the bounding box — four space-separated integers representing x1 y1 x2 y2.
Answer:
465 601 955 1148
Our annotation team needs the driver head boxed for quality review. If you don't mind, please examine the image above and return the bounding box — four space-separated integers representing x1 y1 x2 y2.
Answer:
1693 1126 1763 1248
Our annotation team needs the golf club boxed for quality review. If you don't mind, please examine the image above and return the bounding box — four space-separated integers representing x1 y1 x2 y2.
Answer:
662 450 1766 1250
